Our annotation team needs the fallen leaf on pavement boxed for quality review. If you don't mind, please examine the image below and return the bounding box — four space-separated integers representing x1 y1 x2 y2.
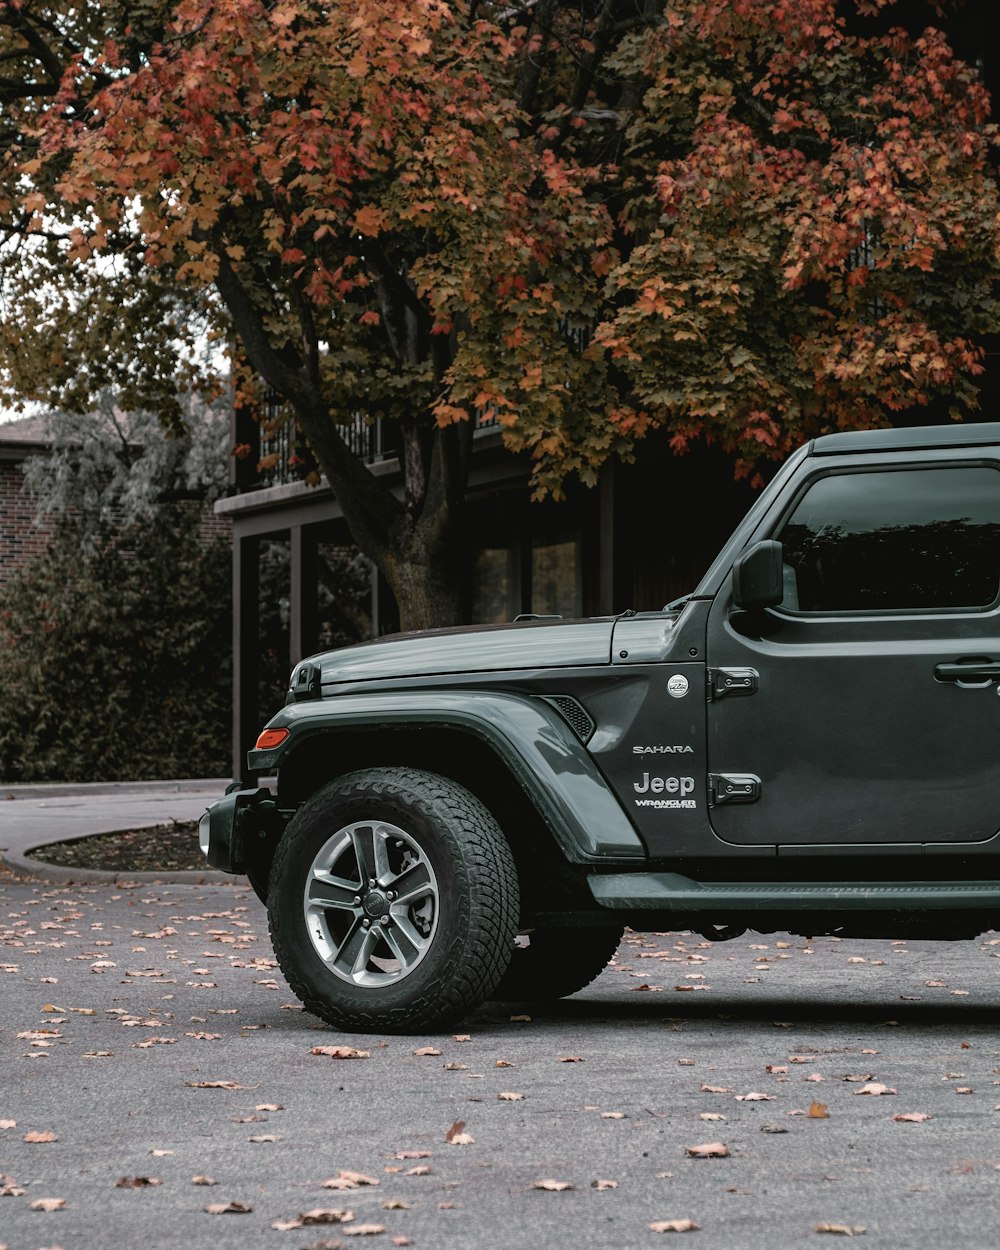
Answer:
393 1151 431 1159
256 1104 284 1112
699 1112 725 1121
955 1087 974 1095
272 1207 355 1230
23 1130 57 1143
893 1113 931 1122
735 1092 772 1102
686 1141 729 1158
700 1085 732 1094
532 1179 573 1191
649 1218 700 1232
808 1103 829 1119
115 1177 161 1188
343 1224 387 1236
382 1199 410 1209
185 1080 243 1090
601 1111 626 1119
498 1092 524 1101
325 1171 379 1188
0 1120 15 1129
249 1135 280 1143
312 1046 370 1060
854 1083 896 1096
302 1209 357 1225
558 1056 584 1063
192 1176 217 1185
205 1201 253 1214
29 1196 66 1212
591 1179 619 1190
412 1047 441 1057
815 1223 866 1235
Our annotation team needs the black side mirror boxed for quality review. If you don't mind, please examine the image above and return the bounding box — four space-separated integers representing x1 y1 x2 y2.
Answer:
732 540 784 610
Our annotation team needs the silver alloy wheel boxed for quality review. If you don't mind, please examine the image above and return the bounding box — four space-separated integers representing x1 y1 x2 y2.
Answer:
302 819 439 987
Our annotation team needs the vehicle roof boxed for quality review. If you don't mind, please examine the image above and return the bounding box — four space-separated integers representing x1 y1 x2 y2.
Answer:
812 422 1000 455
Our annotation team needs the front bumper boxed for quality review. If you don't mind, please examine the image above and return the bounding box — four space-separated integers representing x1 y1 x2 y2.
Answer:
199 787 288 874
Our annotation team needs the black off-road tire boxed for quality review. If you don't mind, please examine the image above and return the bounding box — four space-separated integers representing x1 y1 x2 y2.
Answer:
267 767 519 1033
491 925 624 1002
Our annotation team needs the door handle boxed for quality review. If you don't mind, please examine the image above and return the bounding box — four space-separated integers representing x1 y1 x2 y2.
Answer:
934 660 1000 686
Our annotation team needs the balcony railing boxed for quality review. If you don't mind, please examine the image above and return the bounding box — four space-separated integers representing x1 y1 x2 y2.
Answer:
232 399 499 494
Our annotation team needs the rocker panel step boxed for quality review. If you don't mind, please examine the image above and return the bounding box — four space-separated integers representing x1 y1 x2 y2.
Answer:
588 872 1000 912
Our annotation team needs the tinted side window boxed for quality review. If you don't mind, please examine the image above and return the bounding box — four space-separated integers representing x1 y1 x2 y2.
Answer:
777 466 1000 612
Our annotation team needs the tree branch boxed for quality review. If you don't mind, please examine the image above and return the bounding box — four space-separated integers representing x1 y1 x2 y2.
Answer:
3 7 66 89
212 247 406 550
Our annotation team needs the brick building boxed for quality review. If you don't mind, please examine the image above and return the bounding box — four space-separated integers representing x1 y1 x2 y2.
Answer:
0 409 231 585
0 414 58 586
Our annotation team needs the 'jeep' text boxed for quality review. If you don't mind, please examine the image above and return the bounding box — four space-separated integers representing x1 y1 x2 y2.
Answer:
633 773 695 795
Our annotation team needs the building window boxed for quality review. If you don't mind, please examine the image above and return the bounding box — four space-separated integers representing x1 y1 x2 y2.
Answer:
472 535 582 623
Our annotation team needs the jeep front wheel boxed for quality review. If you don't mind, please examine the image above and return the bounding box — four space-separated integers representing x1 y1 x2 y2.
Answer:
267 767 519 1033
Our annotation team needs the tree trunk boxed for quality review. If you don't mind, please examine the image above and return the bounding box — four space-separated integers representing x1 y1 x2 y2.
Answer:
290 398 472 635
381 518 469 632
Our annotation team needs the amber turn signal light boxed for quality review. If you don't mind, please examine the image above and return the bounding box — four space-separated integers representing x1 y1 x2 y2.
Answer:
255 727 290 750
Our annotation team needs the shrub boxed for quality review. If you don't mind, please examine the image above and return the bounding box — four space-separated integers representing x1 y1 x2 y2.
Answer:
0 509 231 782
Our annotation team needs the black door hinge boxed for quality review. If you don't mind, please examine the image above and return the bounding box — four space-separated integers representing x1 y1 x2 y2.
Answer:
708 773 762 806
707 667 759 701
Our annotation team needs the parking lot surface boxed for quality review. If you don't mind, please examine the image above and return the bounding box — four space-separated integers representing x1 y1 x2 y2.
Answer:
2 875 1000 1250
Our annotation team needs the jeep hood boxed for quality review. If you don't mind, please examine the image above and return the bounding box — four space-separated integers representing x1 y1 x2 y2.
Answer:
293 618 617 693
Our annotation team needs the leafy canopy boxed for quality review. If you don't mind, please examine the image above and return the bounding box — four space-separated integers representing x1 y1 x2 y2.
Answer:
1 0 997 623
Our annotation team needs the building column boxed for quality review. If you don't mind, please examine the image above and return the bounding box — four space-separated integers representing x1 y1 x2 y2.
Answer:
598 461 616 615
232 529 260 781
290 524 318 666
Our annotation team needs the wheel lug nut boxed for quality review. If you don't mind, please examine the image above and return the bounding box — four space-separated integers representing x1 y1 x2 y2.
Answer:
386 891 395 901
380 916 389 925
353 896 361 905
369 878 376 887
362 919 370 929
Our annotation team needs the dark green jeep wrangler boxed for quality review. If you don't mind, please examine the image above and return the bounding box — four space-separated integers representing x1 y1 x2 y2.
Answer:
201 422 1000 1031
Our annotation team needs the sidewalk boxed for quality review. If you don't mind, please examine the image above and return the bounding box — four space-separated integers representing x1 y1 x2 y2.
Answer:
0 777 232 883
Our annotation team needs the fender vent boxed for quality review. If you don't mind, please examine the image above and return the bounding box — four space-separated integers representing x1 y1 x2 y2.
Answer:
543 695 595 743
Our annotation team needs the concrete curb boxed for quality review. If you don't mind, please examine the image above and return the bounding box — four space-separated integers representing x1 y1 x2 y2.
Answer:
1 778 232 801
0 843 236 886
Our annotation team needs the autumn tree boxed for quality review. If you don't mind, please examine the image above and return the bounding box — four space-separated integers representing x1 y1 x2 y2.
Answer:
1 0 997 628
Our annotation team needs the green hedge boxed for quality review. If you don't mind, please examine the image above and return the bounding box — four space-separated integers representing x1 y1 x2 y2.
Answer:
0 510 231 783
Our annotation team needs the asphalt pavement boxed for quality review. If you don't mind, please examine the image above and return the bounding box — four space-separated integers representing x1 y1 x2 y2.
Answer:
1 879 999 1250
0 779 232 883
2 789 1000 1248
